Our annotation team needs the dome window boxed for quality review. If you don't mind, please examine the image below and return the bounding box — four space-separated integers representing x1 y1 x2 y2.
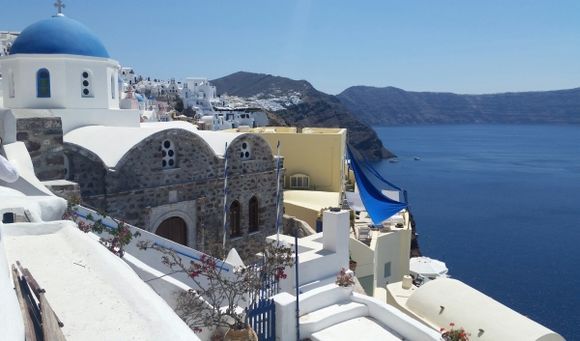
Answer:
240 141 251 160
161 139 176 169
36 68 51 98
81 70 93 98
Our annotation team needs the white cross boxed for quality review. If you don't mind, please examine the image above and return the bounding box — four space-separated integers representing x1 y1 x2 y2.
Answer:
54 0 65 15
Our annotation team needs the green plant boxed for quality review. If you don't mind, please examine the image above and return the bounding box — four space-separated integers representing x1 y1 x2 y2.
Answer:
62 199 139 257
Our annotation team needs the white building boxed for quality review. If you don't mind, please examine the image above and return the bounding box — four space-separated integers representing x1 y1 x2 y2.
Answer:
1 16 119 111
386 278 564 341
0 31 19 57
0 12 137 139
181 77 217 114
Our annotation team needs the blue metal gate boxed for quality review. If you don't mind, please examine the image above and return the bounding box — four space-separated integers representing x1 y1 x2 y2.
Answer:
246 298 276 341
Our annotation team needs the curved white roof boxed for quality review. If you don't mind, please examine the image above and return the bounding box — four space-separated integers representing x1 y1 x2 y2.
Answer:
64 121 243 168
406 278 563 341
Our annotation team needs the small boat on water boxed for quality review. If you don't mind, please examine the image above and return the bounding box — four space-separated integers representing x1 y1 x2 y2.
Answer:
414 156 421 161
388 158 399 163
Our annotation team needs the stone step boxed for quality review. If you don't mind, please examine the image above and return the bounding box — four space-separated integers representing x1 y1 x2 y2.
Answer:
299 301 368 337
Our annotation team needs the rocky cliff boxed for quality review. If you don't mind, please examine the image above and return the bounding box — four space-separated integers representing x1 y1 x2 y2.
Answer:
338 86 580 125
211 72 394 160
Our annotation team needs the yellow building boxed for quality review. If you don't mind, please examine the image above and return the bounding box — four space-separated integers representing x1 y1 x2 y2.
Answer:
250 127 346 193
238 127 347 228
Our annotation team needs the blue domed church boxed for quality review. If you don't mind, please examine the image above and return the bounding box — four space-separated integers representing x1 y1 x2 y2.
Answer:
3 12 120 110
0 5 281 261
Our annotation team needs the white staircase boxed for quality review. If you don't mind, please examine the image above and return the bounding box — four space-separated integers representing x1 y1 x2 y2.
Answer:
300 300 368 337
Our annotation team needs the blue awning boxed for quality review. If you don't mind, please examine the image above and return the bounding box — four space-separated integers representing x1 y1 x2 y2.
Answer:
348 147 407 224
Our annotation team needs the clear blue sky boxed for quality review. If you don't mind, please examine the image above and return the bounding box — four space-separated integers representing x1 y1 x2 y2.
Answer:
2 0 579 95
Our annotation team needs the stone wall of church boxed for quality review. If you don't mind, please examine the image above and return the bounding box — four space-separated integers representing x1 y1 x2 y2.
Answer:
107 129 218 192
16 117 65 180
95 168 281 260
68 130 283 260
64 145 107 198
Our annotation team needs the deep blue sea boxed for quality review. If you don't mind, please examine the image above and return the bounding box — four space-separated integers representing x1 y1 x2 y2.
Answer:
374 125 580 340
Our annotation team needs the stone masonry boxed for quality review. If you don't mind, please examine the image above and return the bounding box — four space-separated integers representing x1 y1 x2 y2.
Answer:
16 117 65 181
65 129 283 261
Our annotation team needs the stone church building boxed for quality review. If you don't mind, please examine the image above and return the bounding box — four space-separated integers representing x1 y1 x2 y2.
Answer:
0 11 280 260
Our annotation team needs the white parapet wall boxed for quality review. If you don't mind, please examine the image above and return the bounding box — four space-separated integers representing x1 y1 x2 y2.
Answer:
1 220 199 340
277 209 350 294
273 284 441 341
0 227 24 341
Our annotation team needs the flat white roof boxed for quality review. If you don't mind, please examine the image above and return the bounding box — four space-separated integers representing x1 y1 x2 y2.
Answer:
311 316 404 340
284 190 341 211
2 221 197 341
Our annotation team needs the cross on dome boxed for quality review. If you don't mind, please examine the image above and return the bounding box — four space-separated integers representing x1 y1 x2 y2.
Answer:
54 0 65 16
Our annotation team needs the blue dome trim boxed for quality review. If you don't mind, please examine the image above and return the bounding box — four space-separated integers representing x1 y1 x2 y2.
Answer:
10 15 110 58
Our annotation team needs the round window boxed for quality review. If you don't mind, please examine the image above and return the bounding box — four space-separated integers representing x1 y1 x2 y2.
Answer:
161 139 176 169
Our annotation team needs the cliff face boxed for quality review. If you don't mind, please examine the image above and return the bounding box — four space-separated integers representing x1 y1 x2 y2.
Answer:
338 86 580 125
211 72 394 160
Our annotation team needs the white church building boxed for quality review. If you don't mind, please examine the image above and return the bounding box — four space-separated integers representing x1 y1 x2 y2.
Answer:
0 7 281 260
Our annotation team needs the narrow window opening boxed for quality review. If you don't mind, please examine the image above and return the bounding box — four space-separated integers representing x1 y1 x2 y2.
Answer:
229 201 241 238
111 74 116 99
8 70 15 98
36 68 51 98
249 196 259 232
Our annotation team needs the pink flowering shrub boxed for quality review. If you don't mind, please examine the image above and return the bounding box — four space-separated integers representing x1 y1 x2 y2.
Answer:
335 267 355 287
137 240 294 332
440 322 470 341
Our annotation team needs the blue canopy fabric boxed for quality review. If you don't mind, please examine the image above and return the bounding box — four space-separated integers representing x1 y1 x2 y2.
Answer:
348 147 407 225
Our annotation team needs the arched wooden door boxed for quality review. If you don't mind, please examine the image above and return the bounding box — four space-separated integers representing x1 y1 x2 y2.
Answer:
155 217 187 245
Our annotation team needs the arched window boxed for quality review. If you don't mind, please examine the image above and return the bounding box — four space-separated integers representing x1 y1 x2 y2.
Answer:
36 68 51 98
249 196 259 232
229 200 241 238
111 74 116 99
81 70 93 97
161 139 176 169
63 154 71 180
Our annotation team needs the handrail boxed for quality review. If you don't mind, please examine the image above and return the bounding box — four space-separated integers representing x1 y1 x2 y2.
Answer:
72 206 231 272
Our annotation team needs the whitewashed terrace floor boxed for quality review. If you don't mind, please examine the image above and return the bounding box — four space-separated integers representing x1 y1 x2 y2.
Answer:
310 316 404 341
